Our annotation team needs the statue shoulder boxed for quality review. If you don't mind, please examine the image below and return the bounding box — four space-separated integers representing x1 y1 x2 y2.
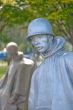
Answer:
63 51 73 64
23 57 34 66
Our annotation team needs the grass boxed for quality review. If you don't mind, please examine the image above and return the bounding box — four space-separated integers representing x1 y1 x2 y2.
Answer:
0 61 8 78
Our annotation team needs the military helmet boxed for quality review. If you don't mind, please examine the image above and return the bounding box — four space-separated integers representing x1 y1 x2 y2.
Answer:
27 18 53 39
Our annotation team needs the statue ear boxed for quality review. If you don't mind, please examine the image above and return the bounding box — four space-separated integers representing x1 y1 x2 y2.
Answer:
47 35 53 41
51 35 53 40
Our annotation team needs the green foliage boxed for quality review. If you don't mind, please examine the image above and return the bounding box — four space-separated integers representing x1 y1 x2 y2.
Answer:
0 33 10 43
0 63 7 78
0 0 73 26
0 0 73 45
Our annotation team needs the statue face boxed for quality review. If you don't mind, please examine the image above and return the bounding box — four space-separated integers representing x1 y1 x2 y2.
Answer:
31 34 52 53
6 46 17 58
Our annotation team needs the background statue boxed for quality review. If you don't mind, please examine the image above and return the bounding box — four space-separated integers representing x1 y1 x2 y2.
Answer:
0 42 34 110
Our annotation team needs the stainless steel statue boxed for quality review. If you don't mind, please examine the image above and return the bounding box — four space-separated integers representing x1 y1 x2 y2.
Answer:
27 18 73 110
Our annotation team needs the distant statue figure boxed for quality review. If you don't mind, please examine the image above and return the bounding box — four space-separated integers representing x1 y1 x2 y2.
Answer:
27 18 73 110
0 42 34 110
